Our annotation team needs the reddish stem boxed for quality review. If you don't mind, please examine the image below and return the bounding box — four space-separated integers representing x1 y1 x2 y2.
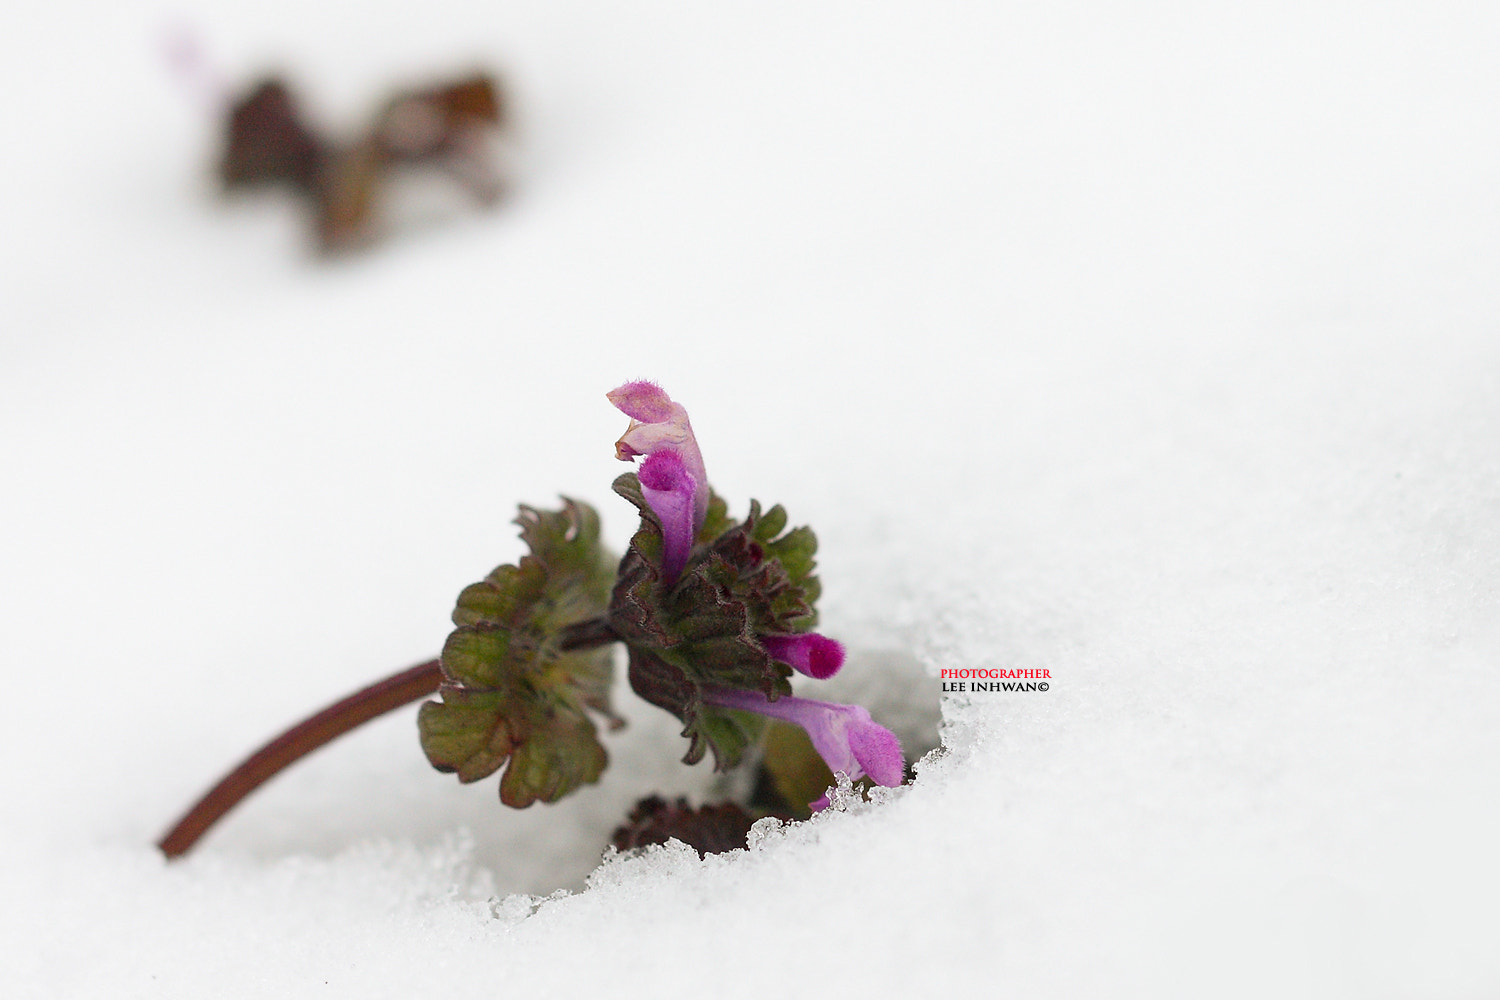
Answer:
157 658 442 858
157 618 619 859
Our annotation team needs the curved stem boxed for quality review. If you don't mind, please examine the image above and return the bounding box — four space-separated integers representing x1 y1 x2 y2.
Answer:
157 617 620 859
157 658 442 858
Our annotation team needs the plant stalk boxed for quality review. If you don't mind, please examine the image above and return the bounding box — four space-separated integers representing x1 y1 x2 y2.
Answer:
157 618 618 859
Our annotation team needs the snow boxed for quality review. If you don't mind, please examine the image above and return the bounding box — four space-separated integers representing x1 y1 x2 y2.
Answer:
3 1 1499 997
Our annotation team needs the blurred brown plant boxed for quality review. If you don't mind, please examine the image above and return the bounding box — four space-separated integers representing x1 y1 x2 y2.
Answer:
220 72 506 252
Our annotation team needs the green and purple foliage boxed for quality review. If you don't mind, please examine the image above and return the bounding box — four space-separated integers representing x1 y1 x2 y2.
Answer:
418 382 904 809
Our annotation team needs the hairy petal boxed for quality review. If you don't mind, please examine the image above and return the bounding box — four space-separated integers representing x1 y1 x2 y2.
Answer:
702 687 904 807
607 381 708 529
638 450 698 584
847 719 906 787
759 633 845 679
606 380 676 423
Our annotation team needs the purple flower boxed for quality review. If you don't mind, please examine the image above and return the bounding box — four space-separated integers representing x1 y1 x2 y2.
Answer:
608 381 708 526
703 687 904 809
609 381 709 584
760 633 845 679
636 450 697 584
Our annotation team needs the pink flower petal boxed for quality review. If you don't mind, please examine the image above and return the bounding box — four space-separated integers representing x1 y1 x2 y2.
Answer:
760 633 846 679
607 381 709 530
606 380 675 423
638 450 698 583
701 688 905 809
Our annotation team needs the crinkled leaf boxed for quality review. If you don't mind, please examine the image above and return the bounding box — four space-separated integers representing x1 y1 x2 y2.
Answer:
417 687 515 783
690 706 764 772
497 700 608 807
419 498 618 807
554 647 620 726
439 623 532 690
609 473 824 771
624 646 763 770
625 647 697 729
611 795 760 857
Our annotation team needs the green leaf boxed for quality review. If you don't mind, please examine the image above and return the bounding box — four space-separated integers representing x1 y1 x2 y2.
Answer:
687 707 764 772
608 474 827 771
440 624 528 689
419 498 620 807
498 700 609 807
752 503 787 542
696 490 734 543
758 720 835 820
417 688 514 783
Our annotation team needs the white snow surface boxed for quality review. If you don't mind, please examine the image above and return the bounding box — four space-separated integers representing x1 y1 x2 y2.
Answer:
3 1 1499 997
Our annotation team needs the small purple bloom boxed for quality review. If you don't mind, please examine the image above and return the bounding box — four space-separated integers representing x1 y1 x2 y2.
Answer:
760 633 845 680
637 450 697 584
608 381 709 530
703 687 904 809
